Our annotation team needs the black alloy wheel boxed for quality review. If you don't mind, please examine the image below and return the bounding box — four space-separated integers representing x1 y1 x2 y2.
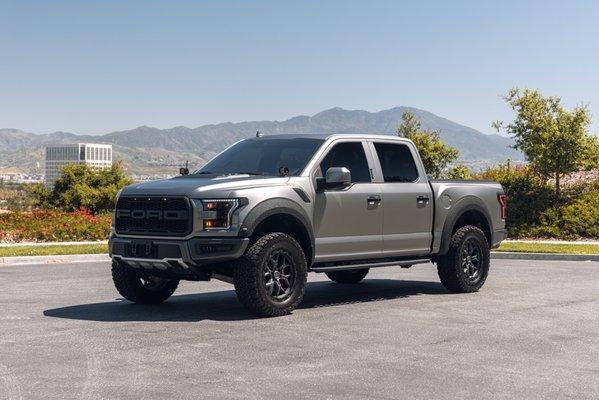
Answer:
461 237 483 284
264 250 296 302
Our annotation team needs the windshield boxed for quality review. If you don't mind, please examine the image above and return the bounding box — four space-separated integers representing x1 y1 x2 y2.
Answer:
194 137 325 177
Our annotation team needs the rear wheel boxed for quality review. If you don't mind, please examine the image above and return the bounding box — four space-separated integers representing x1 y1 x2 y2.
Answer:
325 268 369 284
436 225 490 293
233 232 307 317
111 260 179 304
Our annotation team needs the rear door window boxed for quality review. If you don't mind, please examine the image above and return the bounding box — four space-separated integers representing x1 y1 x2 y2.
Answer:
373 142 419 182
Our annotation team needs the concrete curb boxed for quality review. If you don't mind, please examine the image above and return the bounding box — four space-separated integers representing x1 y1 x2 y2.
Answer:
491 252 599 262
1 252 598 266
0 254 110 266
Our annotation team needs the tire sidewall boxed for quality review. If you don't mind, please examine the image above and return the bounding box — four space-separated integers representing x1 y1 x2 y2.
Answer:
112 260 179 304
234 232 308 316
255 236 307 309
455 229 489 290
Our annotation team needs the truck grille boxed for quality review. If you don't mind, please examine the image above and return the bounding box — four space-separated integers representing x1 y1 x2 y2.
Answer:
115 196 192 236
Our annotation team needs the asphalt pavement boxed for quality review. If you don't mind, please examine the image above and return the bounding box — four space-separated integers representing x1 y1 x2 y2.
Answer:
0 259 598 400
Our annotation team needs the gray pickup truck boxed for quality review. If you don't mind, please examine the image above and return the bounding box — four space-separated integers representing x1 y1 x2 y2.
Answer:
109 134 507 316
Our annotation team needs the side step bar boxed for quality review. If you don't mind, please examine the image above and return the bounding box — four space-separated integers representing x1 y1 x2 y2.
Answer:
311 258 430 273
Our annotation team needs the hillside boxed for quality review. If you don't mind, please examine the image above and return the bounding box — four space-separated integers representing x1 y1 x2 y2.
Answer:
0 107 522 175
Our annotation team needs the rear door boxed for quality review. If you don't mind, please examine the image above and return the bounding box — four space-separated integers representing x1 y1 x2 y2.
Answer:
311 140 383 262
368 140 433 256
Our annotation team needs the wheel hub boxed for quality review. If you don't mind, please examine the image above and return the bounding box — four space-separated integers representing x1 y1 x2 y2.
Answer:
264 250 295 302
461 238 482 282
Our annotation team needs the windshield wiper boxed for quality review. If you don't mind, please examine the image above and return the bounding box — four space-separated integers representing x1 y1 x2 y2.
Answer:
233 171 269 176
195 171 269 176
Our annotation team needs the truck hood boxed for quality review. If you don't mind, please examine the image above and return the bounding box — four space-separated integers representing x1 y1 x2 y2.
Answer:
120 174 290 197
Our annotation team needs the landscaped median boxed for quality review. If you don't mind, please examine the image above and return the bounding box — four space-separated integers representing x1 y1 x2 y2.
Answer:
497 241 599 255
1 240 597 259
0 243 108 258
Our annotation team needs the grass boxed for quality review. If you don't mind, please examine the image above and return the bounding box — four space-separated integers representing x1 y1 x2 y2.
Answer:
0 243 108 257
1 241 598 258
497 242 599 255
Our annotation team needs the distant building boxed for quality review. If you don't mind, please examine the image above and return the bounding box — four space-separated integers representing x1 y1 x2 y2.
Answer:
45 143 113 187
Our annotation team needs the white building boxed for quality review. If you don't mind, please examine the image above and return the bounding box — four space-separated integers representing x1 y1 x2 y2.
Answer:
45 143 113 187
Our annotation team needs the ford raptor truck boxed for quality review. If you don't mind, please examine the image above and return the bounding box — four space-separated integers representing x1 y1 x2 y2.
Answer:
109 134 507 317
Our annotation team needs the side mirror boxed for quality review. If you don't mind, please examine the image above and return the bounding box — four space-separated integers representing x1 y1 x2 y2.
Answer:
316 167 351 192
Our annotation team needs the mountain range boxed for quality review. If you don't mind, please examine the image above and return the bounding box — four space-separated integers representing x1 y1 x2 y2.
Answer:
0 107 522 175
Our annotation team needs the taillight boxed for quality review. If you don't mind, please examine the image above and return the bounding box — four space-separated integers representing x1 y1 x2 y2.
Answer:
497 194 507 220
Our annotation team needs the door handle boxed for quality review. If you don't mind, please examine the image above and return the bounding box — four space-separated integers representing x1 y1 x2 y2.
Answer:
417 195 430 204
367 195 382 205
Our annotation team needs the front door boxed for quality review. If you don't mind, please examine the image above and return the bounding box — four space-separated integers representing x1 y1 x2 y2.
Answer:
312 141 383 262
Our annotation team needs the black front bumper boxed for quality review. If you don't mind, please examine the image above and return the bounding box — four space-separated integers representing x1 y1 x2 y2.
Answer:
109 235 250 269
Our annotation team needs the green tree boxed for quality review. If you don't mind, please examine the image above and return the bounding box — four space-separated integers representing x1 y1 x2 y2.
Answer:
396 111 421 138
582 136 599 171
396 111 459 178
447 163 471 180
494 88 597 196
33 161 133 213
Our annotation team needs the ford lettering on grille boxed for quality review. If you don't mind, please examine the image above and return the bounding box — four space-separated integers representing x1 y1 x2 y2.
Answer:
116 209 188 220
115 196 192 236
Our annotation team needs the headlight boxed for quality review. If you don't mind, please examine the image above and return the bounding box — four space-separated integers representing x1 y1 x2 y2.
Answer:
199 199 241 230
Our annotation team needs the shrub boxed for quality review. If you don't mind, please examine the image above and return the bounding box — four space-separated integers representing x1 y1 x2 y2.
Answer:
476 163 599 239
531 180 599 239
0 208 111 242
476 164 557 237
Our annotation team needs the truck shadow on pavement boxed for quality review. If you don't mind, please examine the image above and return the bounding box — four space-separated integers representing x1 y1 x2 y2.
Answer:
43 279 449 322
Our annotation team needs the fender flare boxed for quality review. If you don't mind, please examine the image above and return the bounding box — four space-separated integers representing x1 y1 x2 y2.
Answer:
438 196 493 255
239 198 315 265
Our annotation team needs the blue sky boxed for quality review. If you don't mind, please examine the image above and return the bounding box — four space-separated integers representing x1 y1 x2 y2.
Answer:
1 0 598 135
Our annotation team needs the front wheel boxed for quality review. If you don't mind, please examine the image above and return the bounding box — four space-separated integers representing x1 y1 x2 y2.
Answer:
436 225 490 293
233 233 307 317
111 260 179 304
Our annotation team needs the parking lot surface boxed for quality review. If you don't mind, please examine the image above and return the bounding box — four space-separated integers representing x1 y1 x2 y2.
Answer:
0 259 598 400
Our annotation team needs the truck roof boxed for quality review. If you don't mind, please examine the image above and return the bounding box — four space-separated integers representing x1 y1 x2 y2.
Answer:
258 133 411 142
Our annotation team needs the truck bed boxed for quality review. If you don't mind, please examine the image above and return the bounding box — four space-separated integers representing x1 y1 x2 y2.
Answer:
428 179 505 254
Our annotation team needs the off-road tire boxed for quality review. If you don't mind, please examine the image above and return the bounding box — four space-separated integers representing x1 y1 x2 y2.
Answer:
436 225 490 293
325 268 369 284
233 232 308 317
112 259 179 304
